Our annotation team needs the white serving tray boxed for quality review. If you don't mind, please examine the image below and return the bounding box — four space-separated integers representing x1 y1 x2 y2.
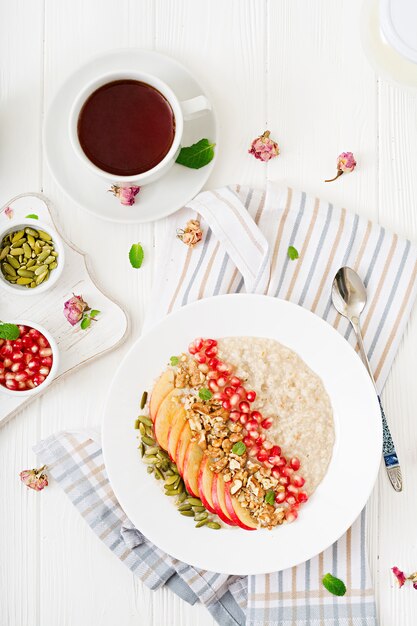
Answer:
0 193 129 425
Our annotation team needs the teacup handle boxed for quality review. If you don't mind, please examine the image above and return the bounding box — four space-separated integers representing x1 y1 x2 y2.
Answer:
180 95 211 121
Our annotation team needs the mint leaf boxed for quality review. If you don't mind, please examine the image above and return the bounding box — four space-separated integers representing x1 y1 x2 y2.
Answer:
0 322 20 340
176 139 215 169
25 214 38 219
170 356 179 366
89 309 100 319
287 246 299 260
232 441 246 456
322 573 347 596
198 388 212 402
80 316 91 330
265 490 275 505
129 243 144 269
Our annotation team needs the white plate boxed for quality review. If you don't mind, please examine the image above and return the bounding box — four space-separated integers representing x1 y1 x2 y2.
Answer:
44 49 217 223
102 294 382 575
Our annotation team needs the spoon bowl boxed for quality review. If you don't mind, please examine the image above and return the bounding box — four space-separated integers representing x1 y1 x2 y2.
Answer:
332 267 367 321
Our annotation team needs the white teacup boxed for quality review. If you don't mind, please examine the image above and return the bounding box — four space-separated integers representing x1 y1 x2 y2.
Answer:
69 70 211 186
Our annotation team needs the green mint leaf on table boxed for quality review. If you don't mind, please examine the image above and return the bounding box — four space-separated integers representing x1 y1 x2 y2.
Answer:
322 573 347 596
170 356 179 366
129 243 144 269
287 245 299 260
89 309 100 319
264 490 275 505
176 139 215 169
25 214 38 219
80 316 91 330
198 388 212 402
0 322 20 340
232 441 246 456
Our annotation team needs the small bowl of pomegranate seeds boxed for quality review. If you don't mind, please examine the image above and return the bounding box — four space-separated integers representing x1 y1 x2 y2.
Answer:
0 321 59 396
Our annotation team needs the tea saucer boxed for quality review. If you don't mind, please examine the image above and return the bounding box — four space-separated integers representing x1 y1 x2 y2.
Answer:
44 49 217 223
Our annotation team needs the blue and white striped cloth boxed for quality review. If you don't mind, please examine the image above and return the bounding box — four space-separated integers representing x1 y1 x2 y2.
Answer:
35 183 417 625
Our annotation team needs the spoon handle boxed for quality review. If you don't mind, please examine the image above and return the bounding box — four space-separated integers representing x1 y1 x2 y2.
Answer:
351 318 403 492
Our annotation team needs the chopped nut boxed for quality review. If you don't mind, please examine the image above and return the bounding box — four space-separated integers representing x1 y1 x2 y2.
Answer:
230 479 243 495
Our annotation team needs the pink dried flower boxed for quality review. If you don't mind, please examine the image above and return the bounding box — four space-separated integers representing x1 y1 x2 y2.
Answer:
4 206 13 220
64 294 90 326
325 152 357 182
392 566 407 588
20 465 48 491
177 219 203 248
407 572 417 589
249 130 279 162
109 185 140 206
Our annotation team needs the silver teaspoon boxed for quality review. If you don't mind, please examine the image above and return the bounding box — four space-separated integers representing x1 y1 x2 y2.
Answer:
331 266 403 492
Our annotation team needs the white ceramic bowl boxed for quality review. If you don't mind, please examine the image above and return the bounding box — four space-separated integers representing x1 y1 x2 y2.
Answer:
0 219 65 296
0 320 59 397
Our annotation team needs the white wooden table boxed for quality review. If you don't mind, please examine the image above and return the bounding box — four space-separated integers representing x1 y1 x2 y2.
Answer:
1 1 417 624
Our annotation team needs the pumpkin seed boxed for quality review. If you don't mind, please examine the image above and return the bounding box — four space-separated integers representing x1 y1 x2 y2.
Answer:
17 269 34 278
140 391 148 409
38 230 52 241
26 258 36 268
25 227 38 237
49 261 58 270
145 446 159 456
137 414 152 427
43 255 55 265
194 512 208 521
195 519 209 528
192 505 206 513
164 475 178 486
176 492 187 504
154 467 164 480
27 234 35 248
37 249 50 263
6 255 20 269
3 263 17 277
34 264 48 276
142 456 159 464
141 435 156 446
23 243 31 258
186 497 202 507
30 281 36 288
165 486 183 496
139 423 146 436
11 230 24 243
207 522 221 530
10 247 24 256
0 246 9 260
180 510 194 517
165 469 174 476
177 503 192 511
140 442 145 457
35 270 48 285
16 277 32 285
147 466 154 475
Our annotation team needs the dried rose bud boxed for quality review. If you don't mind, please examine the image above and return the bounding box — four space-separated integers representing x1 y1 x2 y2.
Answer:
392 566 406 588
20 465 48 491
109 185 140 206
177 219 203 248
249 131 280 162
407 572 417 589
325 151 357 182
64 294 90 326
5 206 13 219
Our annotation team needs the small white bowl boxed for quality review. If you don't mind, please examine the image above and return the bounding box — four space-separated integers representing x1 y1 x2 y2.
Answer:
0 219 65 296
0 320 60 397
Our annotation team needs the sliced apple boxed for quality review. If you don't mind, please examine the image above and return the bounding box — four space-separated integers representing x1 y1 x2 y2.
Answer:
149 369 175 422
175 422 192 475
153 389 180 451
182 441 204 497
211 472 236 526
197 455 216 514
224 481 257 530
167 405 187 460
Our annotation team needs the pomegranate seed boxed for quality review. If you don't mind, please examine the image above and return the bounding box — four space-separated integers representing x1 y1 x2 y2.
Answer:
235 386 246 399
13 339 23 349
229 411 241 422
217 376 227 387
281 466 294 478
26 379 35 389
249 444 260 456
246 390 256 402
18 325 28 334
204 339 217 348
272 468 281 479
208 379 219 393
37 336 49 348
275 491 286 503
292 475 305 488
28 358 41 370
290 457 300 471
11 351 24 362
28 329 41 339
33 374 45 386
11 362 24 373
255 434 266 445
275 457 286 468
198 363 209 373
224 386 234 397
243 435 253 447
239 414 249 425
270 445 281 457
216 361 229 373
287 484 298 495
188 343 197 354
239 401 250 413
279 476 290 486
205 347 218 358
213 391 226 401
263 439 273 450
269 455 281 466
285 509 298 523
5 372 15 380
298 491 308 504
286 495 297 506
39 348 52 357
222 399 231 411
195 353 206 364
251 410 263 423
18 382 27 390
194 337 204 351
206 370 218 380
261 417 273 429
15 372 28 382
5 379 18 390
3 358 12 368
0 343 13 357
249 429 259 439
39 366 50 377
21 336 34 348
246 419 258 431
230 393 240 407
257 449 269 462
30 345 39 354
208 358 219 369
230 376 241 387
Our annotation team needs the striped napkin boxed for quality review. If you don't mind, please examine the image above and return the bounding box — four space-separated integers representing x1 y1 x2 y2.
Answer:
34 183 417 626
